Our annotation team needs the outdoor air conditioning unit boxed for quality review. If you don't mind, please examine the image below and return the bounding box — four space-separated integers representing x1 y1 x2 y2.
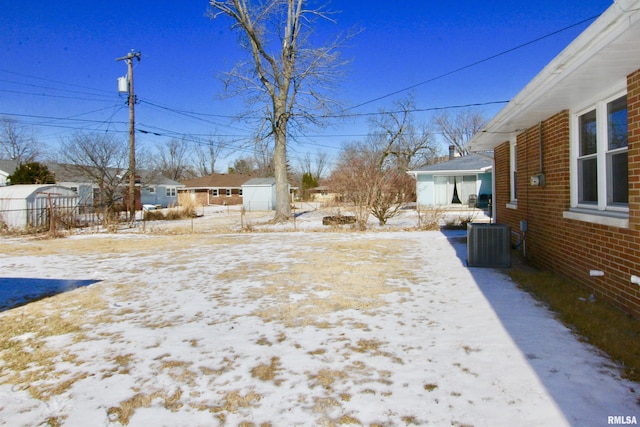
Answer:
467 223 511 268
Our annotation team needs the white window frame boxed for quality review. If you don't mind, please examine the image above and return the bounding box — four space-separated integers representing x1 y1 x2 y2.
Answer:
565 89 629 228
166 187 176 197
211 188 219 197
507 138 518 209
226 188 232 197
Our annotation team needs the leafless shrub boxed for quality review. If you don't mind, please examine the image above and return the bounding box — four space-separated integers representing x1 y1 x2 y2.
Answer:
444 211 478 229
417 207 444 230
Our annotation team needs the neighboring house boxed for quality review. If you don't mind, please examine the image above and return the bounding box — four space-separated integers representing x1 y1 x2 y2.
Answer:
307 185 339 204
468 0 640 318
407 150 493 208
0 160 183 209
242 178 279 211
0 159 19 186
48 164 183 209
178 173 252 206
138 170 184 208
0 184 78 230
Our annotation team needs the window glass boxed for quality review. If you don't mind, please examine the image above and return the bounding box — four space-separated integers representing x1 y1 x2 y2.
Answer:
579 157 598 204
609 151 628 204
608 96 627 150
579 110 597 156
513 147 517 200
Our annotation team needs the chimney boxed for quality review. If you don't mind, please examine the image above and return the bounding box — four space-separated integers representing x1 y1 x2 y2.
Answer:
449 145 456 160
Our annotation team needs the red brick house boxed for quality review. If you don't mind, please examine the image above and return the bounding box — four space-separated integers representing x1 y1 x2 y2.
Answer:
469 0 640 318
178 174 252 206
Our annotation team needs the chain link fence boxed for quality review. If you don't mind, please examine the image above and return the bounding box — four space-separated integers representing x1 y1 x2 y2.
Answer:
0 204 133 234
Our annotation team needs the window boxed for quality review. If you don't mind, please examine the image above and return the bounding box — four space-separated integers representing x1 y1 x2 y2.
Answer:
226 188 232 196
578 109 598 204
166 187 176 197
510 140 518 204
211 188 219 197
148 187 155 194
607 96 628 205
572 93 628 214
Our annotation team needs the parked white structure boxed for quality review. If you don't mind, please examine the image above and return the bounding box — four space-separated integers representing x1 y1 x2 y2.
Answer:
0 184 78 230
242 178 279 211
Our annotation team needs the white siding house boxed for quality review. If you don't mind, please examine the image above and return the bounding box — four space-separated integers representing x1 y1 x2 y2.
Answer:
408 154 493 207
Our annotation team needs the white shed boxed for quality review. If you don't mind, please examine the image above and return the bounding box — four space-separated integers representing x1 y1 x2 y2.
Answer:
0 185 78 230
242 178 279 211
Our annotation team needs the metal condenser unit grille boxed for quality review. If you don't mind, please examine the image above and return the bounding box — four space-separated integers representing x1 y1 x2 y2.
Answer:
467 223 511 268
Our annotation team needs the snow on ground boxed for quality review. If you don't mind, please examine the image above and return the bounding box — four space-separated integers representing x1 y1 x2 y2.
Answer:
0 206 638 426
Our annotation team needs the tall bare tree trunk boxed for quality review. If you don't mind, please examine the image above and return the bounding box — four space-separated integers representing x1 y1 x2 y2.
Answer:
273 123 290 221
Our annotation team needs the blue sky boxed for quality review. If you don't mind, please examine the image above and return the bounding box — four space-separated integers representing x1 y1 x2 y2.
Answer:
0 1 613 171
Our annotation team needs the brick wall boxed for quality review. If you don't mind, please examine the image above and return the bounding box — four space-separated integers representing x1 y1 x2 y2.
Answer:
493 69 640 318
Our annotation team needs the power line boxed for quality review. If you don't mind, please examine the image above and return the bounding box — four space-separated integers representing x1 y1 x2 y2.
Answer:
344 14 601 111
0 69 114 96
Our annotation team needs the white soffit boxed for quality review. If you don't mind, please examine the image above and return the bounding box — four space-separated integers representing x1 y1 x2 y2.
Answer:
471 0 640 151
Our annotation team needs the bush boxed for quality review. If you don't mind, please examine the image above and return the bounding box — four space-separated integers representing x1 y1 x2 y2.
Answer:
417 207 444 230
143 205 199 222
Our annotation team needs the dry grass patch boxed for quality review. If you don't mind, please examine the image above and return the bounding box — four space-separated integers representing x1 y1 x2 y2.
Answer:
311 396 341 413
199 356 238 378
0 285 109 399
424 383 438 392
337 414 362 424
102 353 134 378
241 238 416 327
251 356 283 385
222 390 262 412
107 387 186 425
346 339 403 365
43 416 67 427
307 368 348 391
349 338 384 353
0 234 241 257
158 358 198 386
510 268 640 382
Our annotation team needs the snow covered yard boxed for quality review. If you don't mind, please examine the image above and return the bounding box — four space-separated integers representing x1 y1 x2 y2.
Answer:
0 223 638 426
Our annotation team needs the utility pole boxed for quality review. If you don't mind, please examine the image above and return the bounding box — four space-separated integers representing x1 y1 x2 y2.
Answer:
116 50 141 224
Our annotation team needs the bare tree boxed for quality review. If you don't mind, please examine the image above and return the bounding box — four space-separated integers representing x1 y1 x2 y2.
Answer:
328 99 437 227
253 136 274 177
59 132 129 224
299 151 329 180
369 98 439 170
154 138 195 181
194 135 226 176
0 117 41 163
328 141 415 228
229 157 256 175
208 0 353 222
327 142 377 228
433 109 486 156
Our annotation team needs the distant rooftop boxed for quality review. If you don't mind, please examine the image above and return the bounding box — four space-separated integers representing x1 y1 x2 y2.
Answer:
408 153 492 174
